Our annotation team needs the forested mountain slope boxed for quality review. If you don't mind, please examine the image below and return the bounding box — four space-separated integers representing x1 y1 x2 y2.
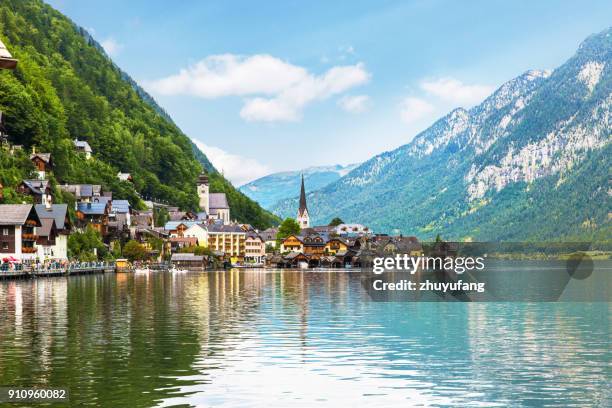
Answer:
0 0 278 229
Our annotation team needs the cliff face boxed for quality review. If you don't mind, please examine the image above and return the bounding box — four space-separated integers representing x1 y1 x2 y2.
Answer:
272 28 611 240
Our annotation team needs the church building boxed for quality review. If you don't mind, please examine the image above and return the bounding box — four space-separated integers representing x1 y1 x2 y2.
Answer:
197 172 231 225
297 174 310 228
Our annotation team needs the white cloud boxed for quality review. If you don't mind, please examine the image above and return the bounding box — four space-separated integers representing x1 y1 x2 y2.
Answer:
146 54 370 122
399 97 435 124
101 37 123 57
192 139 271 186
338 95 370 114
420 77 492 106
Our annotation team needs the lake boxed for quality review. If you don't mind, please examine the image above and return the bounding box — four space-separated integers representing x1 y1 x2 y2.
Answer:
0 269 609 407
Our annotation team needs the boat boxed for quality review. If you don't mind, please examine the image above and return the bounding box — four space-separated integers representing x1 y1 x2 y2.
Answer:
170 265 188 273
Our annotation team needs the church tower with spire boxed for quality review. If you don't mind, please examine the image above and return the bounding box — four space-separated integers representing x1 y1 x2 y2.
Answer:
296 174 310 228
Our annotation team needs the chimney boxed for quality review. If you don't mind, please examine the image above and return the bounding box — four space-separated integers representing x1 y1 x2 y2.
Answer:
32 146 36 154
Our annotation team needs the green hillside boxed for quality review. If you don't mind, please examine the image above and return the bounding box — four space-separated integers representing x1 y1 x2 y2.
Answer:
0 0 278 229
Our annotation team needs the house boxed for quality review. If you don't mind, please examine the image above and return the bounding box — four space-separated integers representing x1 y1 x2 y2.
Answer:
30 151 52 179
207 224 245 262
325 237 349 255
73 139 92 159
164 221 199 237
59 184 102 202
168 210 196 221
0 39 18 69
0 204 42 263
117 172 132 182
17 179 53 206
107 200 131 238
183 223 209 246
280 235 304 253
76 202 109 236
302 233 327 257
245 233 265 263
111 199 131 226
171 253 206 269
35 204 70 260
169 237 198 251
260 227 278 248
334 223 371 236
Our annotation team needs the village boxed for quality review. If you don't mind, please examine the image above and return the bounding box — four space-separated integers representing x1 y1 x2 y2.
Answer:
0 38 423 276
1 140 423 274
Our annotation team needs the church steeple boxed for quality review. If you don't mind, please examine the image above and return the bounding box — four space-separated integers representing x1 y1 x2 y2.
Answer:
296 174 310 228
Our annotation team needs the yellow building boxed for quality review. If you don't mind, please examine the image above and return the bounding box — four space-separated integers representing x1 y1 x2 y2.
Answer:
280 235 304 253
207 224 246 260
324 238 349 255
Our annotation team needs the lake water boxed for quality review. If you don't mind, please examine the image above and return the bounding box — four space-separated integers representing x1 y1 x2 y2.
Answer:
0 269 609 407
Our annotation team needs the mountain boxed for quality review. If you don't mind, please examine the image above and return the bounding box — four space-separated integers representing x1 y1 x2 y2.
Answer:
239 163 359 209
0 0 278 229
272 28 611 240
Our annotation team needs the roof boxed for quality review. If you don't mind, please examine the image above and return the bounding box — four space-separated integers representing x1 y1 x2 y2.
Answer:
209 193 229 209
168 211 187 221
171 253 204 261
112 200 130 213
21 179 49 195
164 220 199 230
30 153 51 163
117 172 131 181
77 202 107 215
169 237 198 245
260 228 278 241
246 233 263 241
73 140 92 153
0 204 38 225
60 184 102 198
35 204 68 230
38 218 56 237
0 38 15 59
208 224 244 233
298 174 308 214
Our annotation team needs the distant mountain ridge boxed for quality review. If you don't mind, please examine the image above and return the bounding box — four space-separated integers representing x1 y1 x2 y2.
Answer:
239 163 359 210
272 28 611 240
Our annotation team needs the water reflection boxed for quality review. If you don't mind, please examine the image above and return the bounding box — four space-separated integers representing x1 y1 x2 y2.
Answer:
0 270 609 407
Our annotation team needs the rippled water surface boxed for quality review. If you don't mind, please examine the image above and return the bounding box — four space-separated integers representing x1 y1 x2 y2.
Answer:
0 270 609 407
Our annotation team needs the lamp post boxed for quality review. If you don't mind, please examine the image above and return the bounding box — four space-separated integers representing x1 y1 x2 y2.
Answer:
0 39 17 70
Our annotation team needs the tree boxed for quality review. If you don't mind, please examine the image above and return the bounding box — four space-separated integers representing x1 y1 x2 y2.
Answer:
329 217 344 227
68 225 106 261
276 218 301 247
154 207 169 228
122 240 148 261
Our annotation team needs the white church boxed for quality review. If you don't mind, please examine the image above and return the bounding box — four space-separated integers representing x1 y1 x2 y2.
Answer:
197 173 231 224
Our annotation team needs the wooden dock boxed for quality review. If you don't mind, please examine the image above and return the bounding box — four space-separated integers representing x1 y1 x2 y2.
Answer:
0 263 115 280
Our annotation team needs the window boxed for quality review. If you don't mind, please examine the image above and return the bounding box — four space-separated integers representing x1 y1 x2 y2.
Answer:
2 228 8 236
2 242 8 250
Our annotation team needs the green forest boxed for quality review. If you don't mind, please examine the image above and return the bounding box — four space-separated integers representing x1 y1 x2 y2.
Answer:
0 0 279 229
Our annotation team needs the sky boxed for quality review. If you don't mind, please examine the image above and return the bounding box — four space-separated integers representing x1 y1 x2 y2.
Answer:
47 0 612 185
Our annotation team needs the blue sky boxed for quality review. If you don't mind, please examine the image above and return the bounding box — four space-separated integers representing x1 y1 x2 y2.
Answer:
47 0 612 185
